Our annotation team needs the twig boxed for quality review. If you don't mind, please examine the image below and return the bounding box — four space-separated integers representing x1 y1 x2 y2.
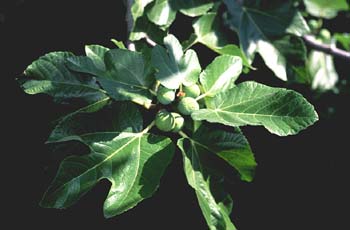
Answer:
303 35 350 61
142 121 155 134
178 131 190 139
125 0 136 51
144 35 157 47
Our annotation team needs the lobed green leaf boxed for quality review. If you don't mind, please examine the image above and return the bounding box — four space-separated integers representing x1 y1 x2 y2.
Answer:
21 52 107 104
152 34 201 89
47 101 143 143
67 48 154 108
42 132 174 218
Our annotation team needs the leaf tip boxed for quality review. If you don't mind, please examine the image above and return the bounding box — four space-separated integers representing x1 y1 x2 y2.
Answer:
103 210 114 219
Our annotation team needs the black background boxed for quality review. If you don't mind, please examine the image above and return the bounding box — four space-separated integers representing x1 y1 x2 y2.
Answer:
2 0 350 229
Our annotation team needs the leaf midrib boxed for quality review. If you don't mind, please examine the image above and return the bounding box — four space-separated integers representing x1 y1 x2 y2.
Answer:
102 70 150 91
215 90 278 110
25 79 107 94
49 133 143 197
105 136 142 212
189 139 226 228
48 98 111 142
213 109 313 119
245 7 291 26
241 7 268 41
113 61 146 87
154 46 182 87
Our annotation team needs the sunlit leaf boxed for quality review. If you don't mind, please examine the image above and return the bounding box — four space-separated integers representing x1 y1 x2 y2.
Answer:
200 55 242 97
192 13 250 67
192 81 318 136
309 50 339 91
304 0 349 19
334 33 350 50
147 0 176 28
152 34 201 89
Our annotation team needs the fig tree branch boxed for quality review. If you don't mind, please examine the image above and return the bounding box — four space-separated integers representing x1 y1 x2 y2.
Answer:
303 35 350 61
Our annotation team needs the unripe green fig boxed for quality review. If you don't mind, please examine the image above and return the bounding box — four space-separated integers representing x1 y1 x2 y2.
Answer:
171 112 184 132
157 86 175 105
319 29 331 41
178 97 200 115
183 84 201 98
155 110 175 132
308 19 319 31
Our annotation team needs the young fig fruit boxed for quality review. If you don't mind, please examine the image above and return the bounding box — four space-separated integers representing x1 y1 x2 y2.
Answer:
157 86 175 105
171 112 184 132
319 29 331 41
183 84 201 98
155 110 175 132
308 19 319 32
178 97 200 115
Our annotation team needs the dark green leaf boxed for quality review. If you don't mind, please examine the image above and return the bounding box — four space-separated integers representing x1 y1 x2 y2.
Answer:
47 101 143 143
41 132 174 218
192 81 318 136
67 49 154 108
175 0 214 17
192 124 256 182
42 96 174 217
224 0 309 80
85 45 109 70
21 52 107 104
273 35 311 84
177 137 236 230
